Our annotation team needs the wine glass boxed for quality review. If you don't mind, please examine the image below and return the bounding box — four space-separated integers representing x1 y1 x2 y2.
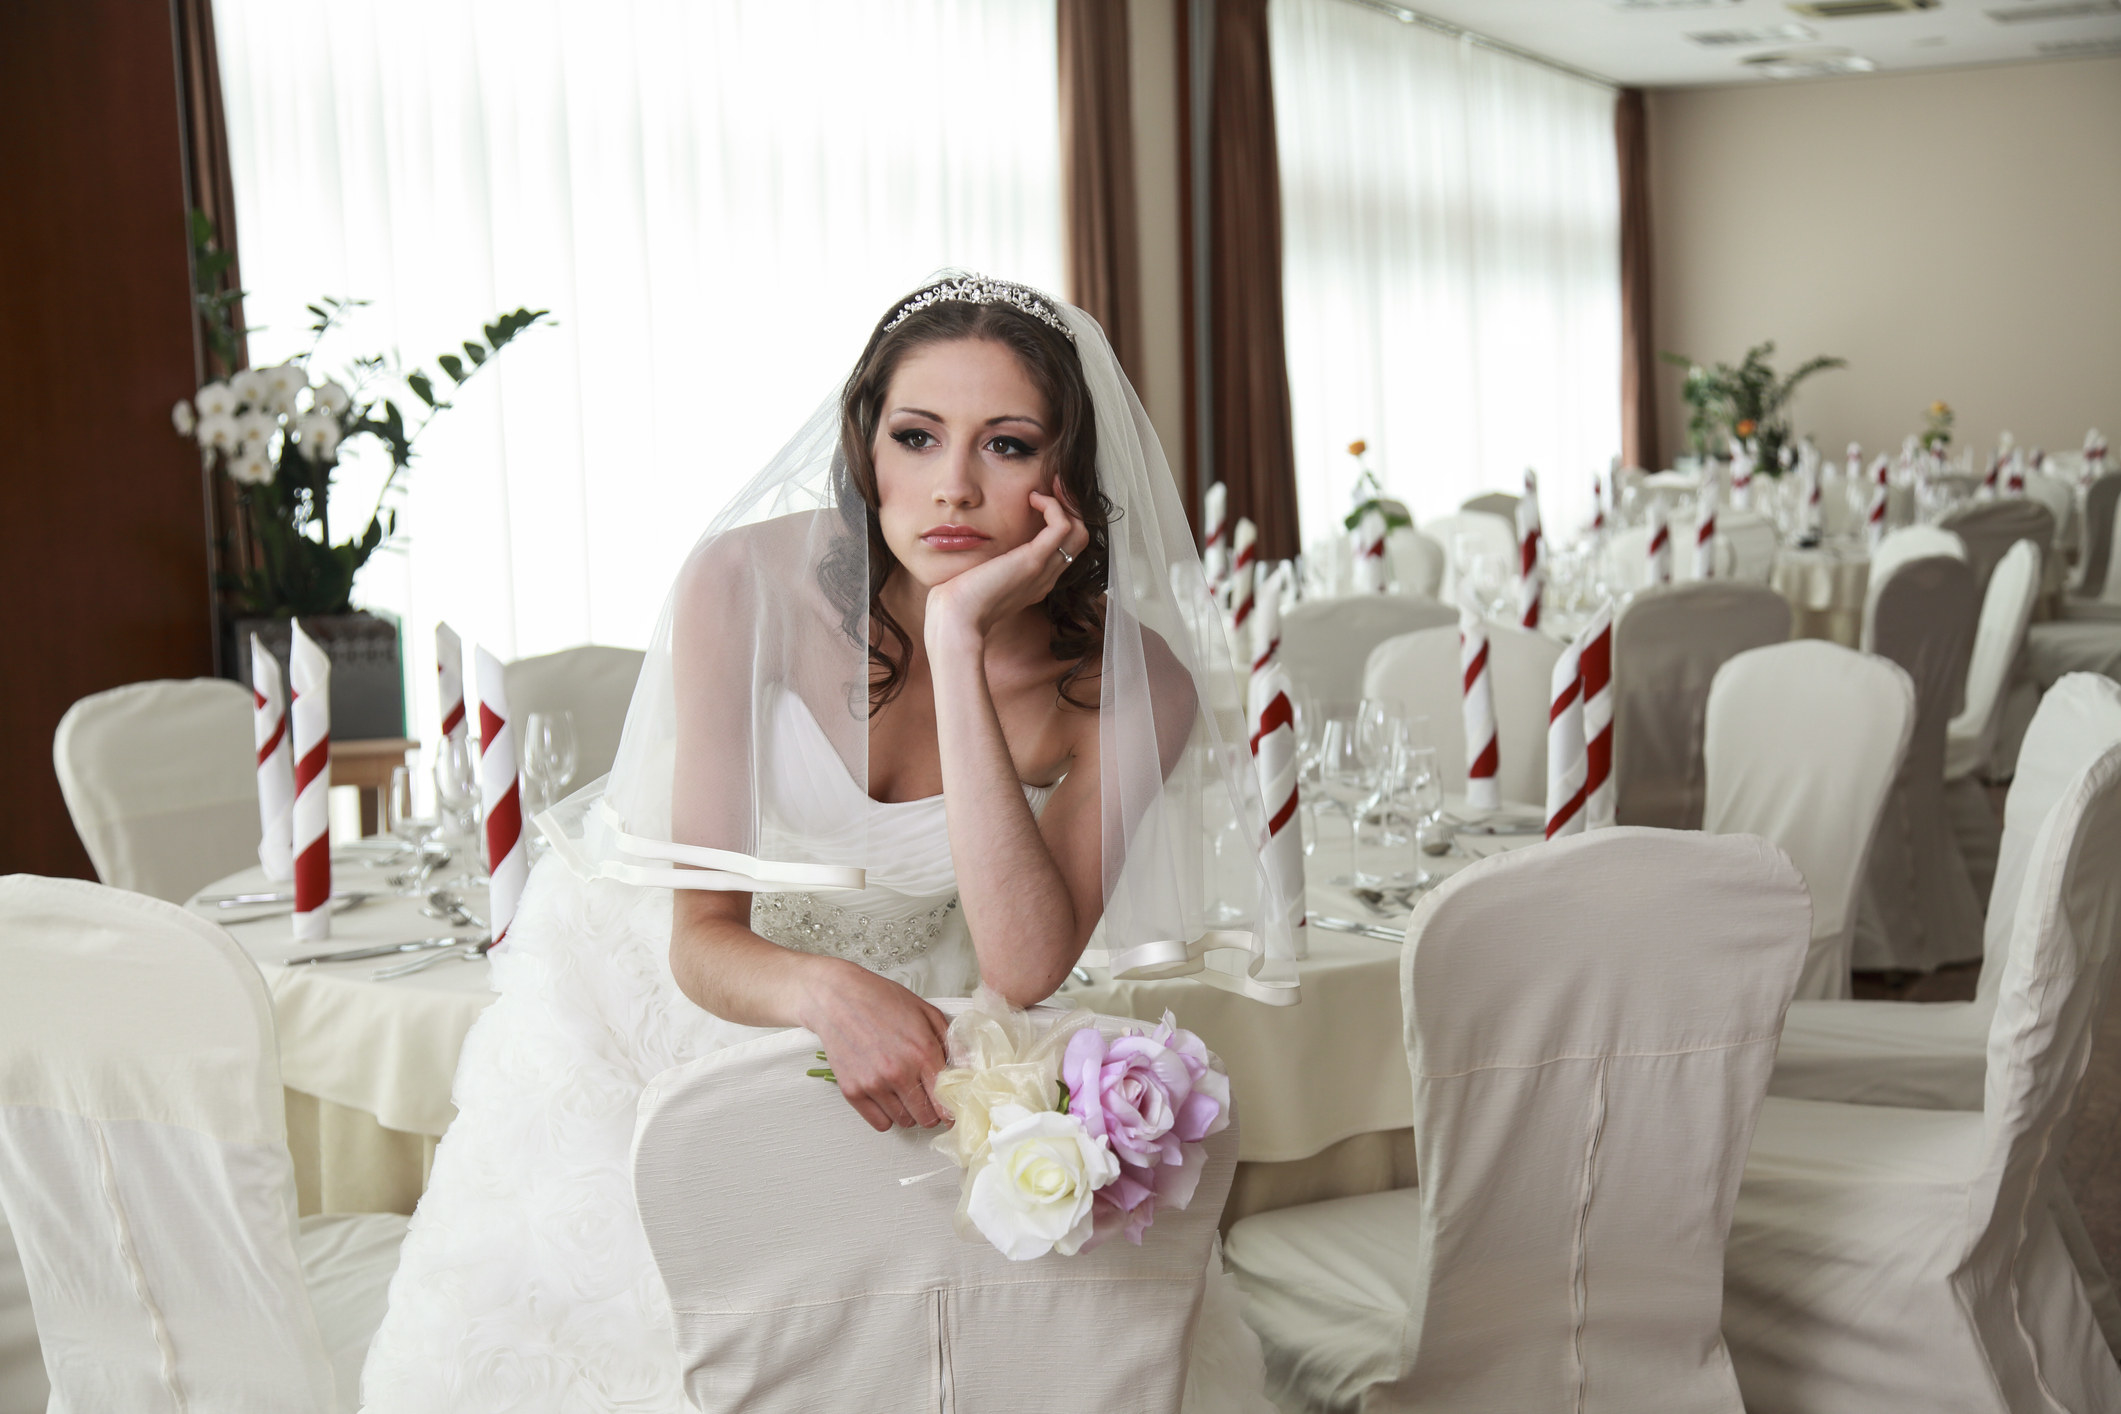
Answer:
1315 716 1376 887
1356 698 1410 849
522 710 579 817
1396 746 1446 889
434 732 478 839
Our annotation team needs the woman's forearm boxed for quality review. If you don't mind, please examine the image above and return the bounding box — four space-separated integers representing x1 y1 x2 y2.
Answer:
926 622 1082 1004
669 891 843 1029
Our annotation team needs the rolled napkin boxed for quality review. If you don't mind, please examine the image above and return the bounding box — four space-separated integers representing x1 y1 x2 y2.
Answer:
2006 452 2027 496
1801 456 1823 538
1647 503 1673 586
289 623 332 941
1458 597 1500 811
1352 507 1388 593
1231 518 1259 627
252 635 294 882
1202 482 1228 592
1544 634 1586 840
2085 428 2108 481
436 621 468 749
1846 441 1862 487
1590 464 1608 534
1779 442 1795 477
1694 484 1718 581
1867 454 1891 548
1232 516 1257 576
1517 468 1544 630
476 646 528 948
1250 578 1282 684
1248 661 1307 961
1577 603 1615 829
1730 437 1755 510
1229 560 1256 632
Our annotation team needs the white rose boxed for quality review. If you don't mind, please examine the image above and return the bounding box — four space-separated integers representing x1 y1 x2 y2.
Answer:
171 399 197 436
965 1104 1118 1262
196 412 240 453
230 368 268 408
228 449 273 486
294 410 342 463
194 381 235 418
313 378 351 416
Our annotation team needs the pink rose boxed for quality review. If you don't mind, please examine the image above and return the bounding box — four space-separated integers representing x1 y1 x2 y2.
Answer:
1063 1013 1229 1248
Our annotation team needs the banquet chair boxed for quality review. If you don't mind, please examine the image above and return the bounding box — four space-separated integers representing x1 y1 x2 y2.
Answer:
2023 473 2078 589
1612 581 1792 830
52 678 260 903
1384 526 1445 599
1939 498 2055 602
504 643 646 785
1854 529 1983 974
1423 511 1515 603
1281 596 1457 719
1225 830 1810 1413
1364 620 1563 808
1718 509 1779 583
1705 641 1913 1000
1722 742 2121 1414
2063 472 2121 606
1945 539 2043 901
632 1001 1239 1414
1458 491 1519 521
2018 481 2121 755
0 876 406 1414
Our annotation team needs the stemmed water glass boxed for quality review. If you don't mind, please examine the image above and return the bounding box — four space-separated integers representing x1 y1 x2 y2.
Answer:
434 732 478 840
1315 716 1376 887
1356 698 1410 849
522 711 580 816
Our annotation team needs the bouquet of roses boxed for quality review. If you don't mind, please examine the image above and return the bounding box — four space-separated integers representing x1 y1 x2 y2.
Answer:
922 989 1230 1262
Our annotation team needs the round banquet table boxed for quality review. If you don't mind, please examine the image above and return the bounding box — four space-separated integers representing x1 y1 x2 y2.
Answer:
1770 541 1870 646
192 817 1536 1225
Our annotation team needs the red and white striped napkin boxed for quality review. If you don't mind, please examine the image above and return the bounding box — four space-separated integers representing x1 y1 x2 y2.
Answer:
2006 453 2027 496
1544 635 1586 839
1248 660 1306 961
1730 437 1754 510
1867 454 1891 548
436 622 467 750
1694 484 1719 581
1352 507 1388 593
1517 469 1545 630
289 623 332 941
1231 518 1259 628
1202 482 1228 595
1846 442 1862 488
1458 598 1500 811
1251 575 1283 687
1647 504 1673 586
1578 604 1615 829
2085 429 2108 481
252 635 294 882
475 647 527 948
1590 465 1608 535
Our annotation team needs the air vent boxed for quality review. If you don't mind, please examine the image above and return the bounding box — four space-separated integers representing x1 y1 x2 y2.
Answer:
1689 22 1817 43
1611 0 1742 10
2038 33 2121 49
1987 0 2121 21
1743 47 1880 75
1787 0 1937 17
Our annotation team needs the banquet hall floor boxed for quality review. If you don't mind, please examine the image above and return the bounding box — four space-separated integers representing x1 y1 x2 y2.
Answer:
1854 960 2121 1278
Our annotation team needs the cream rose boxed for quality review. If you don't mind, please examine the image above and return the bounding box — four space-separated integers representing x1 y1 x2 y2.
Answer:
965 1104 1118 1262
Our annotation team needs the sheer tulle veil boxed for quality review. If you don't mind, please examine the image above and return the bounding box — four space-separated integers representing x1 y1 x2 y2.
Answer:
542 276 1298 1005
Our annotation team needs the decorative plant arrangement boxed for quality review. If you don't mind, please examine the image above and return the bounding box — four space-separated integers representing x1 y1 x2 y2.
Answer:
1342 439 1412 532
1661 342 1846 475
1920 400 1954 453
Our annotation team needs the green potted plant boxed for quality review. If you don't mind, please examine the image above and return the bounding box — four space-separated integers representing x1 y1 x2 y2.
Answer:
175 231 549 737
1660 341 1846 476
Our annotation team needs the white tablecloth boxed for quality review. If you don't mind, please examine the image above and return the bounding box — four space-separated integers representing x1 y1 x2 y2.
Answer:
1771 542 1870 646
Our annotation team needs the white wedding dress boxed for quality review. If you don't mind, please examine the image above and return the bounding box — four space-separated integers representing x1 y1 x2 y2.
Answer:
359 689 1272 1413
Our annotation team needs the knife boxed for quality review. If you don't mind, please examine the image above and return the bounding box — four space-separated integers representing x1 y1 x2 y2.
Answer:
1306 913 1406 943
285 935 471 966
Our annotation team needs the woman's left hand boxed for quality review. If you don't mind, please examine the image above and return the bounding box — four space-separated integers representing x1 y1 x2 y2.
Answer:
924 490 1087 651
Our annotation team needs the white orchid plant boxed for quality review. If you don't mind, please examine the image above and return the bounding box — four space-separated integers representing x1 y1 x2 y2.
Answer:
176 292 549 618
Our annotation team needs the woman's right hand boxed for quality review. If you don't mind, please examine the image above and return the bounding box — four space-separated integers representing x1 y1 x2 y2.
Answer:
799 961 952 1133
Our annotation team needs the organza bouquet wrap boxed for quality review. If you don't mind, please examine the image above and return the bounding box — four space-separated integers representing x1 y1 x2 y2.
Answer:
930 988 1230 1262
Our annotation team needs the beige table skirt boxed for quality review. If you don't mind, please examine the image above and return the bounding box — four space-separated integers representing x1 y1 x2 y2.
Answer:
284 1089 441 1217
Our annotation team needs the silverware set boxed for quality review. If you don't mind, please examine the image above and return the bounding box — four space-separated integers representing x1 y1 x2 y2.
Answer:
1306 913 1406 943
195 890 374 920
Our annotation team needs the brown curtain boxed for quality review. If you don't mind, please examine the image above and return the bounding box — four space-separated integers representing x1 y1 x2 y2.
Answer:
1060 0 1145 386
1616 87 1658 473
1206 0 1300 560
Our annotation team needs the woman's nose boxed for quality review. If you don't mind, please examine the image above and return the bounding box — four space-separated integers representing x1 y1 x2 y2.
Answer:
933 441 981 508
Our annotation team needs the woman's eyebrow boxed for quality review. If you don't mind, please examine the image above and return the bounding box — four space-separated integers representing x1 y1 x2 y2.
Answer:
985 414 1046 431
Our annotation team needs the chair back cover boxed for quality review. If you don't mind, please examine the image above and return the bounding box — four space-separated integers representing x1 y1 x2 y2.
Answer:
1705 642 1914 1000
1365 621 1563 807
0 876 337 1413
1862 525 1965 647
1424 511 1516 603
1717 510 1779 583
2073 473 2121 599
1385 528 1445 599
1612 582 1791 830
1394 829 1809 1412
1855 548 1983 972
1947 539 2042 780
51 679 259 903
632 1000 1237 1414
1459 492 1520 522
1281 596 1457 718
1977 674 2121 1008
503 643 648 784
1939 498 2055 602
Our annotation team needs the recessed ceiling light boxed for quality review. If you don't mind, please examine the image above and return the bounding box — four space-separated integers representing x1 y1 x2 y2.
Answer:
1688 22 1819 44
1743 47 1881 75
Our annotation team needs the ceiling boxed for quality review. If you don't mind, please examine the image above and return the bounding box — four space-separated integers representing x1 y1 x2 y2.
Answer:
1389 0 2121 86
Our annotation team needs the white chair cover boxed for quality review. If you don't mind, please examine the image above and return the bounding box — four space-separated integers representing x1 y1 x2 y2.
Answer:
2022 472 2078 594
1855 536 1984 973
1706 642 1913 1000
1364 621 1562 808
1423 511 1515 604
0 875 405 1414
503 643 647 784
51 679 259 903
1862 524 1966 646
1718 509 1779 583
1384 528 1445 600
2064 473 2121 603
1947 539 2043 784
1939 498 2056 603
1612 582 1791 830
631 1000 1238 1414
0 1215 45 1412
1280 596 1457 718
1225 829 1810 1413
1459 491 1519 522
1723 743 2121 1414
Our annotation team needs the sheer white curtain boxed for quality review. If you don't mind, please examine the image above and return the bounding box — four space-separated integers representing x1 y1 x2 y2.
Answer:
1270 0 1620 546
217 0 1062 755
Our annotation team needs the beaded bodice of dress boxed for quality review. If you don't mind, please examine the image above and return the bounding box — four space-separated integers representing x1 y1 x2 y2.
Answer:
745 689 1053 978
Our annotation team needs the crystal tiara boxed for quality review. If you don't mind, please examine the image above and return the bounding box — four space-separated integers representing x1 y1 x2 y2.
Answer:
881 276 1076 343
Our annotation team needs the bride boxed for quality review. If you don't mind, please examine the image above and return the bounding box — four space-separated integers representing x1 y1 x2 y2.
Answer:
359 275 1292 1412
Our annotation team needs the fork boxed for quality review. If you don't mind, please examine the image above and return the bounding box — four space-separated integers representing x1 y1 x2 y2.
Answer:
373 937 494 980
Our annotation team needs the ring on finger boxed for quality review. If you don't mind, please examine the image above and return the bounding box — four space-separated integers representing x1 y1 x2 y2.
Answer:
1055 545 1075 566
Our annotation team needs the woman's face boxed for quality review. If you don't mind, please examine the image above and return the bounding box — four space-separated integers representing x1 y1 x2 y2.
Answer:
873 336 1055 589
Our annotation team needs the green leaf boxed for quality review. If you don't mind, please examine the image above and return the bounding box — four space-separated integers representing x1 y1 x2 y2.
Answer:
406 371 437 408
806 1067 838 1082
463 340 487 366
1056 1080 1071 1112
437 353 466 383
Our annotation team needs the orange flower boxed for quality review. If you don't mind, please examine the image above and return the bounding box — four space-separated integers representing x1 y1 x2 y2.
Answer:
1930 401 1949 417
1735 419 1757 438
1347 439 1368 457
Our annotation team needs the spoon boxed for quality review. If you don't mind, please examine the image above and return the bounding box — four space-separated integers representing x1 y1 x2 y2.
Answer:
373 937 495 980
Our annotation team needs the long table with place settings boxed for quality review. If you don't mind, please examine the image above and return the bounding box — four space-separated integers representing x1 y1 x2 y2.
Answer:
190 817 1539 1224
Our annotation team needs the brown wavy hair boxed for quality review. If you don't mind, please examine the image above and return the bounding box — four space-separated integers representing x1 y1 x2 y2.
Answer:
821 286 1114 712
